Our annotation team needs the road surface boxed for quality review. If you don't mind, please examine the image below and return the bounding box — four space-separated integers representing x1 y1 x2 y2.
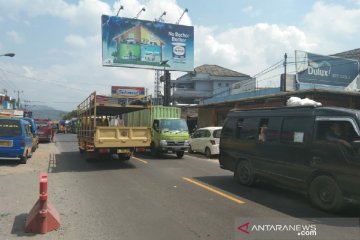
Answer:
0 133 358 240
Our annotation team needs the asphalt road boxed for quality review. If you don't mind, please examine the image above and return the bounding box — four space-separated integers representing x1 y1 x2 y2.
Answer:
1 133 359 240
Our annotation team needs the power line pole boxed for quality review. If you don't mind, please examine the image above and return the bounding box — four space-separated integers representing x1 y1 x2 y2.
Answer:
15 90 23 109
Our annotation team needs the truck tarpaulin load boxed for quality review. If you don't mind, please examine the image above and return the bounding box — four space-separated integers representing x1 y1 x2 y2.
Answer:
125 106 190 158
77 92 151 161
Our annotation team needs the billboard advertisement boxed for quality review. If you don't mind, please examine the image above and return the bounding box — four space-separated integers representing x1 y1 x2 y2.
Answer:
111 86 145 98
102 15 194 71
296 50 359 87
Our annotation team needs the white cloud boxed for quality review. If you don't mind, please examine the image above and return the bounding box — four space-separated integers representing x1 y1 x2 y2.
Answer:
302 1 360 53
304 1 360 36
195 23 317 77
0 0 112 32
65 35 88 48
241 5 260 17
6 31 23 44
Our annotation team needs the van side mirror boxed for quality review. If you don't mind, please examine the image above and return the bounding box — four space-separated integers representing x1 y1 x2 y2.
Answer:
153 123 159 132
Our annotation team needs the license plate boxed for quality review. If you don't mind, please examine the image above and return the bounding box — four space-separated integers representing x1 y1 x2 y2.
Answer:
117 149 130 154
0 140 13 147
38 131 44 134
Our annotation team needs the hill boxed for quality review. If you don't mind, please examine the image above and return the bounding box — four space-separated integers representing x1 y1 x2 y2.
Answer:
26 105 68 120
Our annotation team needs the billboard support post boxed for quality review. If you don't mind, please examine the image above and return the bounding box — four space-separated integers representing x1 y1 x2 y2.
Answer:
164 70 171 106
160 60 170 106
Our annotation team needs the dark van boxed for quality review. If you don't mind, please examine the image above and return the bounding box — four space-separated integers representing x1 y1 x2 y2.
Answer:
0 118 33 164
219 106 360 212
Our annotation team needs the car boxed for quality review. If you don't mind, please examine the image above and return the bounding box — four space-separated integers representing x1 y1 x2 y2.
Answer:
219 105 360 212
189 127 222 158
22 117 39 152
0 118 33 164
34 119 54 142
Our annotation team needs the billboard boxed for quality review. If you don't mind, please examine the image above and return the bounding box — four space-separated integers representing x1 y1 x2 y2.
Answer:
296 50 359 87
102 15 194 71
111 86 145 98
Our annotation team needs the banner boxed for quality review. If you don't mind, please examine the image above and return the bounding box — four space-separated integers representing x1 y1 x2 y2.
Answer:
111 86 145 98
296 50 359 87
102 15 194 71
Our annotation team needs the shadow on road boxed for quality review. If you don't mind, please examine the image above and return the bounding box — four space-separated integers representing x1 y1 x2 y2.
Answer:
134 152 190 160
11 213 36 237
0 160 21 166
193 175 360 220
48 151 137 173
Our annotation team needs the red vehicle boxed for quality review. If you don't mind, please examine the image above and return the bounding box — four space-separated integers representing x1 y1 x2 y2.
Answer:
34 119 54 143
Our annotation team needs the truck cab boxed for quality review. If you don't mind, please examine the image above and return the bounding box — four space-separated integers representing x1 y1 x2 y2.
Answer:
152 118 190 158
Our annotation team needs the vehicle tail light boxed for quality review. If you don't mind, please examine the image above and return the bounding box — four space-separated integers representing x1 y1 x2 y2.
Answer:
210 140 216 145
99 148 110 154
21 140 25 147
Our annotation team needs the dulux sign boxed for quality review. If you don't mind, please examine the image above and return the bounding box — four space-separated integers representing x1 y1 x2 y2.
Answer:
297 52 359 87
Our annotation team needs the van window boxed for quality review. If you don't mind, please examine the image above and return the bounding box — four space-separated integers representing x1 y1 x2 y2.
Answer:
316 120 357 143
266 117 283 142
237 118 258 140
281 117 313 144
25 125 33 137
0 119 22 137
258 118 269 142
222 117 236 138
236 119 244 138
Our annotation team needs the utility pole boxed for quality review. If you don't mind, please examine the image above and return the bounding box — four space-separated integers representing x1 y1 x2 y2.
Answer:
283 53 288 91
15 90 23 109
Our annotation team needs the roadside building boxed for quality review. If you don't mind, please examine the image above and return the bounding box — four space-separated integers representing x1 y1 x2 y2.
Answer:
173 64 253 104
195 48 360 127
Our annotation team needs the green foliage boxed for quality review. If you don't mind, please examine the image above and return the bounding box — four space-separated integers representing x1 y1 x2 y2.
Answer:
62 110 77 120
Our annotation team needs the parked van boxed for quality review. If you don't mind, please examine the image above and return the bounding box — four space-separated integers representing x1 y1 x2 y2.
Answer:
219 106 360 212
0 118 33 164
22 117 39 152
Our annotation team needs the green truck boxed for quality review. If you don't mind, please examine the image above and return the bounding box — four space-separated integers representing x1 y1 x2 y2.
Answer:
126 106 190 158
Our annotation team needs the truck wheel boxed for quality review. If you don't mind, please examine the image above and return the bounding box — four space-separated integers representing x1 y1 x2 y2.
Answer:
235 160 255 186
150 143 158 157
176 151 184 158
20 155 27 164
205 147 212 158
79 148 84 155
309 176 344 212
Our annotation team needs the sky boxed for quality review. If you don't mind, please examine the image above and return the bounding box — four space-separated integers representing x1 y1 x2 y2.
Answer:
0 0 360 111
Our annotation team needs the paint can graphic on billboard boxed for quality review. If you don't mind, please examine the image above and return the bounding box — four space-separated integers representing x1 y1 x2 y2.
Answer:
172 43 186 62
